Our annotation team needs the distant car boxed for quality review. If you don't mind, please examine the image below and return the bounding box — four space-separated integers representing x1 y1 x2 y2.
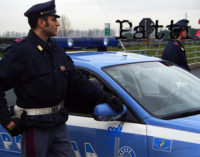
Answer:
1 38 200 157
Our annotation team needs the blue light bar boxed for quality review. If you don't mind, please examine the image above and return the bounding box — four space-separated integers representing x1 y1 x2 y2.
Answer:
53 37 118 49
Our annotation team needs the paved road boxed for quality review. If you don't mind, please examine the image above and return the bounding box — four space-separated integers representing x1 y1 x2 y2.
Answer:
191 68 200 78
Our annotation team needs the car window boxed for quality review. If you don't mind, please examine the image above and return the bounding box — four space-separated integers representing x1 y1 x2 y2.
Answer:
67 69 141 123
5 89 17 107
103 61 200 118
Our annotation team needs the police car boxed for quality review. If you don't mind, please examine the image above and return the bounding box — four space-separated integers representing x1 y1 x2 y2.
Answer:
1 37 200 157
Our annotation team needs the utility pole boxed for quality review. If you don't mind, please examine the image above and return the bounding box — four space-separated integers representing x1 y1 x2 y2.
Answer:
185 12 188 20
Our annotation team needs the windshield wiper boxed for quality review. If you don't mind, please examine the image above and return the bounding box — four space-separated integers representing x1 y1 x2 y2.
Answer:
163 109 200 120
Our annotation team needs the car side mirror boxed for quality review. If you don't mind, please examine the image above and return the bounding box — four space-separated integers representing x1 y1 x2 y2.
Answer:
94 103 127 121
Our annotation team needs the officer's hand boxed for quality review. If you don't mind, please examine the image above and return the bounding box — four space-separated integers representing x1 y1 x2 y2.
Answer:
106 96 124 113
1 117 24 136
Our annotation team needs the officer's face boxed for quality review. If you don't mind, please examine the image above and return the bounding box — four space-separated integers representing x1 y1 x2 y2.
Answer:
43 16 60 37
181 29 187 39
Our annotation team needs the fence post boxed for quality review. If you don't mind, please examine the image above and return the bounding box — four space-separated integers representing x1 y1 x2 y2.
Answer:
155 49 158 57
195 47 197 63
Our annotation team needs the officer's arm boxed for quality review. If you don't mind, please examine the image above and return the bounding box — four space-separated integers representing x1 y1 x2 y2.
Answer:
66 56 123 113
178 50 191 71
0 44 24 129
67 65 107 104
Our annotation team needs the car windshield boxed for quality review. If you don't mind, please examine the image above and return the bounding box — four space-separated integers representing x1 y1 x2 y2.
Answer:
103 61 200 119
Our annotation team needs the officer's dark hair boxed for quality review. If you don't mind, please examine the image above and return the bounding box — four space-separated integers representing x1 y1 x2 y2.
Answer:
28 16 39 29
28 15 49 29
172 29 181 39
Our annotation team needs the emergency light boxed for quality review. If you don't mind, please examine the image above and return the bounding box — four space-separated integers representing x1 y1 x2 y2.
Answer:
53 37 118 50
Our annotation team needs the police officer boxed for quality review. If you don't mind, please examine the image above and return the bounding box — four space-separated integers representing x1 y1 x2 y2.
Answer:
162 19 191 71
0 1 123 157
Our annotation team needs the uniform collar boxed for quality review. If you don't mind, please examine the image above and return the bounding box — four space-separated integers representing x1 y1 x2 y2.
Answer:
170 39 183 46
27 30 56 53
175 40 183 47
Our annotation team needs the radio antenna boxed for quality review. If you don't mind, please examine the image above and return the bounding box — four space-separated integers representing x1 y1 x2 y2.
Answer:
96 0 110 23
118 39 127 56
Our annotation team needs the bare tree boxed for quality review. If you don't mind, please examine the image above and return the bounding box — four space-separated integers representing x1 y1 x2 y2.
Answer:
57 15 71 37
1 31 27 38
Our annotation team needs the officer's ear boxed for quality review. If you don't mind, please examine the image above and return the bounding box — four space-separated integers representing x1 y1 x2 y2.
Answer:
37 17 47 28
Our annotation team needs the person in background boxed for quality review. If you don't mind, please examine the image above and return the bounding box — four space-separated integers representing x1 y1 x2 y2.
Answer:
0 1 123 157
162 19 191 71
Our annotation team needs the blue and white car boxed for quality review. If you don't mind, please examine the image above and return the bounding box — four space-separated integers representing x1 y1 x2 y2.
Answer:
1 37 200 157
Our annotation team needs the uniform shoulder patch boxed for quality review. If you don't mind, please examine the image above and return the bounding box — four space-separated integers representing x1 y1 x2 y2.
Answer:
14 37 27 43
174 41 179 46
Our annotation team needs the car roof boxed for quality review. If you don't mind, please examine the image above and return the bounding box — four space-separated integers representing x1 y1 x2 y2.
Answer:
67 51 161 68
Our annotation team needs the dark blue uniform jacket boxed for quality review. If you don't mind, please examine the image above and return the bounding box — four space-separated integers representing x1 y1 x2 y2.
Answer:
162 39 190 71
0 30 107 127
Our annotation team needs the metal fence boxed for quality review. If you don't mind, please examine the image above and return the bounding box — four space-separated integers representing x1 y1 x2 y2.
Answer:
186 46 200 63
126 46 200 64
0 44 9 51
1 43 200 64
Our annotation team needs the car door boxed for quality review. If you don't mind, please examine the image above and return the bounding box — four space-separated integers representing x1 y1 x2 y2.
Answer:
67 69 148 157
0 89 20 157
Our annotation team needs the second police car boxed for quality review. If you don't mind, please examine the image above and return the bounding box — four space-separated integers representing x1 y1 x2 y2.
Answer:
1 37 200 157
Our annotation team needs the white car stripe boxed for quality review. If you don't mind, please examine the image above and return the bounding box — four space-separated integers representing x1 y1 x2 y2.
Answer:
147 125 200 144
67 115 147 135
67 115 200 144
67 115 121 130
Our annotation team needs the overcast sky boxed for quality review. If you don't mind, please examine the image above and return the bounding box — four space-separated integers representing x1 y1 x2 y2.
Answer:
0 0 200 35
